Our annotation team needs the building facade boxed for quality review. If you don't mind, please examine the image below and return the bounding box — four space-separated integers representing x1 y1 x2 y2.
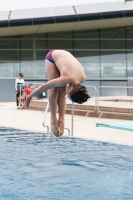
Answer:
0 0 133 101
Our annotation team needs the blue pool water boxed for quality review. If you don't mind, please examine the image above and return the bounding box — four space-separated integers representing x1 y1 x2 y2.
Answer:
0 127 133 200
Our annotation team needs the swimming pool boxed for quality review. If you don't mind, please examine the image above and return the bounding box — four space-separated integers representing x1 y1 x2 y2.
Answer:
0 127 133 200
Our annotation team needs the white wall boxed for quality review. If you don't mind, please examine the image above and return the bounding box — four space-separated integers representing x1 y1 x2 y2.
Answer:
0 0 124 11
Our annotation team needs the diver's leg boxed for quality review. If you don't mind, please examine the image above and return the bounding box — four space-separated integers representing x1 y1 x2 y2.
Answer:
45 59 60 136
57 86 67 135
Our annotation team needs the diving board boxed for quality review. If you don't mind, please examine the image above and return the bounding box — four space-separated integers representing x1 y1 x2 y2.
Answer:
96 121 133 132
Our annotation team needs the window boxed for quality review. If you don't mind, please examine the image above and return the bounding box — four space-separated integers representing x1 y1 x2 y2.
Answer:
74 30 100 78
100 28 126 78
47 31 73 52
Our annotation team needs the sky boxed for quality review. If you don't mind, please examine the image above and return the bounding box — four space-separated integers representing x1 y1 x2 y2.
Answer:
0 0 123 11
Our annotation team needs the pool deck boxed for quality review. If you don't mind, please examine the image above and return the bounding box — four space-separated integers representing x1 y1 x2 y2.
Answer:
0 102 133 146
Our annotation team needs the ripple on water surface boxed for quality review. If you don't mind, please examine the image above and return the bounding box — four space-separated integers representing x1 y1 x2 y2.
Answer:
0 127 133 200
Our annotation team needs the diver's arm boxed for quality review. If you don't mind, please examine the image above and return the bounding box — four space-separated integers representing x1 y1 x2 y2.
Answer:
24 76 71 108
28 77 71 98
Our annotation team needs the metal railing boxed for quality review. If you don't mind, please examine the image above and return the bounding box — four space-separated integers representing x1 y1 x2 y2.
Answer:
18 83 133 136
42 101 50 133
18 82 71 135
65 86 97 118
18 82 47 107
41 85 97 136
18 82 50 133
17 84 97 136
97 86 133 118
69 85 133 135
43 102 70 136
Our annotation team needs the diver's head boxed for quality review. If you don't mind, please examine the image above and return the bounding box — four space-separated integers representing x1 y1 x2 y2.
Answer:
67 83 91 104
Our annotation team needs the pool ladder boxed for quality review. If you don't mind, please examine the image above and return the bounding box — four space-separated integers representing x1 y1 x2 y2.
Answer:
43 102 70 136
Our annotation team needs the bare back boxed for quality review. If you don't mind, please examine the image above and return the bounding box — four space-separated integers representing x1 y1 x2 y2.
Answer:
52 50 86 83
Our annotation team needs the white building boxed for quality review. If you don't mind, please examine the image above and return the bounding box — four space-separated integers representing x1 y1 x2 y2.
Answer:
0 0 133 101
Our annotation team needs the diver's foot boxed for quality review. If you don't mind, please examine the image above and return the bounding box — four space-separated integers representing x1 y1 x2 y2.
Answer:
50 121 59 137
58 121 64 137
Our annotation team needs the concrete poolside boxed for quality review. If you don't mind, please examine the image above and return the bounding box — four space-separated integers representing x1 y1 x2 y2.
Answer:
0 102 133 146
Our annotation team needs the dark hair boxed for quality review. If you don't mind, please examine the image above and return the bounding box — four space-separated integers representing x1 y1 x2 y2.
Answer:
69 84 91 104
19 73 24 77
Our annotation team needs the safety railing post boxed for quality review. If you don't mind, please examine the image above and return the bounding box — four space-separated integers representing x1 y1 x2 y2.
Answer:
19 84 23 109
19 84 21 108
71 101 74 136
42 102 50 133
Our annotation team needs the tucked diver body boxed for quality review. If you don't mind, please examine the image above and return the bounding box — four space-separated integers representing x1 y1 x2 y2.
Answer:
24 50 90 137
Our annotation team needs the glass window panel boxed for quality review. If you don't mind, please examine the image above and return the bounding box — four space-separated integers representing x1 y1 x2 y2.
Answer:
21 35 34 50
127 62 133 77
20 61 46 78
0 37 20 62
0 50 20 61
74 50 99 63
36 50 46 61
0 36 20 50
100 39 126 50
21 40 33 49
35 38 46 60
1 28 133 79
48 31 73 39
126 27 133 62
85 63 100 78
74 29 99 38
100 28 126 65
74 30 100 78
0 62 19 77
74 30 99 50
35 61 46 78
36 40 46 50
127 52 133 61
47 40 73 50
100 28 126 79
74 39 99 50
47 31 73 51
126 27 133 38
21 34 34 38
74 50 100 78
100 28 125 39
21 50 34 61
100 51 126 62
21 61 35 78
35 33 46 40
21 36 34 62
13 62 20 77
101 62 126 78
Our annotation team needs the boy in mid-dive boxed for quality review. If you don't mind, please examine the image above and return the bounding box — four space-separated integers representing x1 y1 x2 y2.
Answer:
24 50 90 137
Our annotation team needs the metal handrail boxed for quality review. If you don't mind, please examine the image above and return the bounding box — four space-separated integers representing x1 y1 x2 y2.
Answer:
42 102 50 133
17 82 133 136
65 85 97 118
97 86 133 118
18 82 47 107
17 83 50 132
18 84 133 136
43 101 71 136
22 82 49 131
20 84 133 136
